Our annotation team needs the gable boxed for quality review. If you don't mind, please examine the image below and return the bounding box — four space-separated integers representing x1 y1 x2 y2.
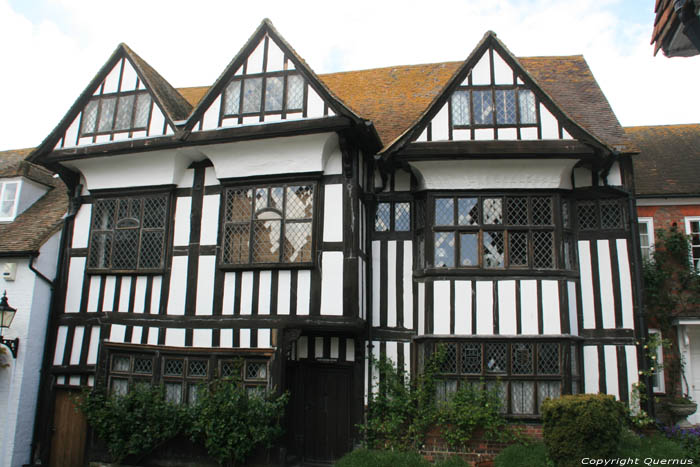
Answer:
414 45 574 143
53 55 175 151
189 20 359 134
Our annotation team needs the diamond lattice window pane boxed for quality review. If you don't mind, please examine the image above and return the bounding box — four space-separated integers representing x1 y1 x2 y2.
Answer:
165 382 182 404
223 80 241 115
246 361 268 380
252 219 281 263
138 230 164 269
508 231 528 267
461 343 482 374
518 89 537 124
375 203 390 231
111 378 128 396
134 358 153 374
118 199 129 221
112 356 130 372
532 231 554 269
531 197 553 225
242 77 262 113
134 93 152 128
265 76 284 111
221 361 239 378
115 94 135 130
537 382 561 413
458 198 478 225
93 199 116 230
434 232 455 268
483 198 503 224
495 90 516 124
286 74 304 110
164 359 184 376
564 236 574 270
81 100 99 135
600 200 622 229
485 343 506 373
286 186 313 219
223 224 250 264
98 97 117 132
511 381 535 414
451 91 470 126
507 197 528 225
483 231 504 268
435 198 454 226
460 233 478 266
226 189 253 222
571 345 579 376
395 203 410 231
255 188 269 213
188 383 200 405
472 90 493 125
142 196 167 229
284 221 312 263
561 200 570 228
577 202 598 230
188 360 208 377
89 232 112 269
112 229 138 269
512 343 533 374
538 343 560 375
440 343 458 373
270 187 284 211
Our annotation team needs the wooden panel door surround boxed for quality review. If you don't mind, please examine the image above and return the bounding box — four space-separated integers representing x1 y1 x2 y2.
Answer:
50 389 87 467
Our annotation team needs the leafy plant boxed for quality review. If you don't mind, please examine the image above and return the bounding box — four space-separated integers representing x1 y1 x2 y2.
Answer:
662 425 700 462
494 442 553 467
618 428 686 460
334 448 429 467
188 378 288 466
76 384 189 463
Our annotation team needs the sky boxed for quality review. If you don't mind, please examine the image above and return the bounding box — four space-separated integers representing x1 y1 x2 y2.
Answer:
0 0 698 151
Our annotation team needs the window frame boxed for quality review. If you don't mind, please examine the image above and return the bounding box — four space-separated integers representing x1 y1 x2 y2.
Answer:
0 180 22 222
685 217 700 271
85 188 173 274
79 90 153 139
219 179 318 270
638 217 655 262
425 192 566 273
417 336 582 418
449 85 539 131
648 328 665 394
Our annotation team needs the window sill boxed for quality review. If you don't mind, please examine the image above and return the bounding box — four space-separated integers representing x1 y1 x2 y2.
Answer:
218 262 316 272
415 268 579 279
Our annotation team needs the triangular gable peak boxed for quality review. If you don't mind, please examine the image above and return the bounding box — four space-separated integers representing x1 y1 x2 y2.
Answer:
188 20 358 134
384 32 610 155
48 46 180 152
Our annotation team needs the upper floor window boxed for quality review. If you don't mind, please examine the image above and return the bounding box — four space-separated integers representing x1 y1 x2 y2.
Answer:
638 217 655 261
0 181 20 221
375 201 411 232
430 195 559 270
221 73 304 120
87 194 169 272
576 199 626 231
221 183 315 267
80 91 152 137
450 87 537 129
686 217 700 270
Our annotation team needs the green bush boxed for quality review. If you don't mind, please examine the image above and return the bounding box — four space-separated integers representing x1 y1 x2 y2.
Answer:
494 442 552 467
437 383 512 449
433 455 471 466
76 384 189 463
189 378 288 465
618 429 686 460
334 448 429 467
541 394 626 467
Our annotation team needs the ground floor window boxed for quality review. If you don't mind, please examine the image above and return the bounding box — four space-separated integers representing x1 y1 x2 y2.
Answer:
417 338 581 416
104 344 271 404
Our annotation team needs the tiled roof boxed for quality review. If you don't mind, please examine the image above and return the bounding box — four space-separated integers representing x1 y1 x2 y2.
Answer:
179 55 629 152
0 149 68 254
626 124 700 196
122 44 193 121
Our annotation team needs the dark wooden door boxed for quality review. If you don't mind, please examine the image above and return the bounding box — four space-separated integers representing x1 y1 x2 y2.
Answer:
50 389 87 467
289 363 353 464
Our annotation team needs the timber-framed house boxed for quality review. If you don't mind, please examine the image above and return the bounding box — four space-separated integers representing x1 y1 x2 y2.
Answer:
27 20 646 466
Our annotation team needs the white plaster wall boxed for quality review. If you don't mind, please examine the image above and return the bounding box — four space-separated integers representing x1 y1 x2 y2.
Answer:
15 178 49 218
199 133 338 180
0 231 60 467
320 252 343 316
410 159 577 190
323 184 343 242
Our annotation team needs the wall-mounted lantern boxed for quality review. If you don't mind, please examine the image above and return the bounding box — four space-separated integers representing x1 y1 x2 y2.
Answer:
0 291 19 358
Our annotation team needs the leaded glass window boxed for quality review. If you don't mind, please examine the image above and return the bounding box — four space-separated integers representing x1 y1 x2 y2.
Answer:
374 201 411 233
221 72 306 119
449 86 539 129
88 194 169 272
221 183 315 266
424 339 576 416
80 91 152 137
430 195 558 270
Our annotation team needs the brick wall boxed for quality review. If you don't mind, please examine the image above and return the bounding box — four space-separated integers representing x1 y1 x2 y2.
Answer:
421 424 543 466
638 204 700 232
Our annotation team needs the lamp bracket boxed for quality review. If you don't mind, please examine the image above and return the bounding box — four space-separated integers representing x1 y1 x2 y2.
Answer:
0 337 18 359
